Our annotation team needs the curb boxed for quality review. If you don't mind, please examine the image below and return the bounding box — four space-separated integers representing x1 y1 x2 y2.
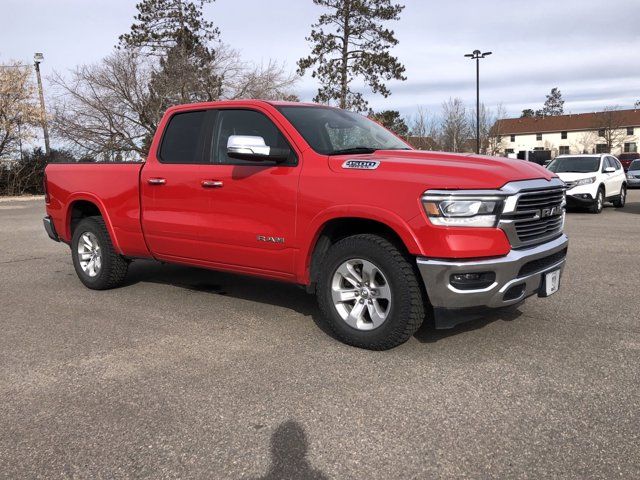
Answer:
0 195 45 203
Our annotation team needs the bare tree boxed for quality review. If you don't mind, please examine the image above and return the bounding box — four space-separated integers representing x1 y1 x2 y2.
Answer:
214 44 298 100
51 46 298 159
441 98 470 153
571 131 597 154
50 50 156 160
0 62 41 160
407 106 440 150
487 103 507 155
594 106 627 153
469 102 497 154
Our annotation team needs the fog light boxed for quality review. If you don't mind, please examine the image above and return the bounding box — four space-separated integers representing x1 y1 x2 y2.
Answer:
450 272 496 290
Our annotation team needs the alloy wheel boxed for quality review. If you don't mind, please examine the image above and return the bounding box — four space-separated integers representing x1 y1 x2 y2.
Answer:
331 258 392 330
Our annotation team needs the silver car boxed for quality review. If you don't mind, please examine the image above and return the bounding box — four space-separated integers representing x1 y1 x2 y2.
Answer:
627 159 640 188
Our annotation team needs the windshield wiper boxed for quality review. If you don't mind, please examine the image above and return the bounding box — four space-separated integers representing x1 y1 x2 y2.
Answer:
328 147 378 155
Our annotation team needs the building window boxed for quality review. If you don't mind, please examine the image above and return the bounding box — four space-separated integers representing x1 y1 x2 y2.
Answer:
627 127 635 136
510 134 515 142
595 144 608 153
505 148 514 154
598 129 605 137
624 142 638 153
536 133 542 141
561 131 567 139
559 146 570 155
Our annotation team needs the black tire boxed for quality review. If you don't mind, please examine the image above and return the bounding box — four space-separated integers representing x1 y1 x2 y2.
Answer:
590 188 604 214
613 185 626 208
71 216 128 290
316 234 426 350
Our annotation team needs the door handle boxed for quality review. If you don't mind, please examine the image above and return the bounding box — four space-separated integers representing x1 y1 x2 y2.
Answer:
147 178 166 185
201 180 224 188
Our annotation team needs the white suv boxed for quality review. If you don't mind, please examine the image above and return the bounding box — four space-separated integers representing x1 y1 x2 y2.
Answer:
547 154 627 213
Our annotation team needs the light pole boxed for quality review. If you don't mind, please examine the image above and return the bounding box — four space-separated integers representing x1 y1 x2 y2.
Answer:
464 49 492 154
33 52 51 156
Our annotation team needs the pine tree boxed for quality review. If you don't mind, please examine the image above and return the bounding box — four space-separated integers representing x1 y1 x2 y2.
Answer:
368 110 408 136
297 0 406 112
119 0 218 54
542 87 564 116
520 109 535 118
118 0 221 113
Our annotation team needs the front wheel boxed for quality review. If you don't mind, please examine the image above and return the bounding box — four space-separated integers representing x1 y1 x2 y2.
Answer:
613 185 626 208
316 234 426 350
590 188 604 214
71 216 128 290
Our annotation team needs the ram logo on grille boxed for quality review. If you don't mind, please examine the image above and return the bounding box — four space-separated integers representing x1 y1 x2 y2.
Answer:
540 206 561 218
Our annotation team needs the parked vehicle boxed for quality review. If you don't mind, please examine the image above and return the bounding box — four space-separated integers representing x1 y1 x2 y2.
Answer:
43 100 569 350
627 159 640 188
619 152 640 171
547 154 627 213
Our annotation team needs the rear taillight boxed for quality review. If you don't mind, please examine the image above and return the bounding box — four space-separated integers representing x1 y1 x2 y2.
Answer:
43 173 50 203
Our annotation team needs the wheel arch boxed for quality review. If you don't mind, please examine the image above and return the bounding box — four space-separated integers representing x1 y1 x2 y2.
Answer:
65 194 121 253
299 207 421 288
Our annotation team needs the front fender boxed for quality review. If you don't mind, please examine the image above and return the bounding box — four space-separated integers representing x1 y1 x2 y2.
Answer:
296 205 423 284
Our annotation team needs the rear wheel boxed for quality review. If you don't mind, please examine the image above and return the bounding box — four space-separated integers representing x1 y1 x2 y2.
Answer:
613 185 626 208
71 216 128 290
590 188 604 214
316 234 426 350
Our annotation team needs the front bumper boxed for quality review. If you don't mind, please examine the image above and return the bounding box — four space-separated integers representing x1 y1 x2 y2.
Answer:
627 176 640 187
566 193 595 207
43 216 60 242
417 234 568 324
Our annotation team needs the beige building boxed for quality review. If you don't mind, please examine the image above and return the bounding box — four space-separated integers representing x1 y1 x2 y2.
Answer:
492 109 640 157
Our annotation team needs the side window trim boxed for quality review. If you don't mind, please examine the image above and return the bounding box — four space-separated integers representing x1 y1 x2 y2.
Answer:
209 108 298 167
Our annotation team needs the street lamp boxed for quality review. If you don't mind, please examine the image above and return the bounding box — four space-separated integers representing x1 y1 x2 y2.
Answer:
33 52 51 156
464 49 492 154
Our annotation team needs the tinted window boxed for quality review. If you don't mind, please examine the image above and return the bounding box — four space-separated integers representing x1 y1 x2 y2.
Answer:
159 111 207 164
548 156 600 173
629 160 640 170
212 109 296 165
278 106 409 155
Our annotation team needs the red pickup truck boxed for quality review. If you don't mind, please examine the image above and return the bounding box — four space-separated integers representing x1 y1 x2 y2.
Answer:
44 100 568 350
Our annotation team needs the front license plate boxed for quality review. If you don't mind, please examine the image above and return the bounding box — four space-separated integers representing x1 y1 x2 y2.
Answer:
541 269 561 297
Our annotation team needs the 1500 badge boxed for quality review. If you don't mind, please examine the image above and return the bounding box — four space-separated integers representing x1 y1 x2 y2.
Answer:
342 160 380 170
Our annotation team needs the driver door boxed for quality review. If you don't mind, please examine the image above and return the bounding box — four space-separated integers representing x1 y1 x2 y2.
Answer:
193 108 301 276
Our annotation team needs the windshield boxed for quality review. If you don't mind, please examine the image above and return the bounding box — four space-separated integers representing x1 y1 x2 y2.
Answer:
277 106 410 155
629 160 640 170
548 156 600 173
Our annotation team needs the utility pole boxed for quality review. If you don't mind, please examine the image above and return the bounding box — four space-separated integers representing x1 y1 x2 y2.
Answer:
33 52 50 156
464 50 492 154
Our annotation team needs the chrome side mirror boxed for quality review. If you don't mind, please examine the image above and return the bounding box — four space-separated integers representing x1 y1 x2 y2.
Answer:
227 135 271 157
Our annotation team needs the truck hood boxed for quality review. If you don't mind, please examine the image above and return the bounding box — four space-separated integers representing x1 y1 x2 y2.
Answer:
328 150 557 190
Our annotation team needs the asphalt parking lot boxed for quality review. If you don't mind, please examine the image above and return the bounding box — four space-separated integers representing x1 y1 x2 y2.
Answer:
1 193 639 479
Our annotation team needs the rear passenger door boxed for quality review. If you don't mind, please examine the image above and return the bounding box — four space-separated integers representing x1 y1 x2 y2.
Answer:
140 109 215 258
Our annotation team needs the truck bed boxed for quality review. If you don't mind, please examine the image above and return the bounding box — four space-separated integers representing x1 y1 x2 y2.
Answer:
45 162 150 258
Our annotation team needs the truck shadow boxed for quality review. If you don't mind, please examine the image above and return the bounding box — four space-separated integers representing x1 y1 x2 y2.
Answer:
123 260 520 344
413 306 523 343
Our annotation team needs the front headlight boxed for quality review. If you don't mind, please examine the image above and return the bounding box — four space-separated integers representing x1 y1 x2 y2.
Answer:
574 177 596 186
627 173 634 180
422 194 504 227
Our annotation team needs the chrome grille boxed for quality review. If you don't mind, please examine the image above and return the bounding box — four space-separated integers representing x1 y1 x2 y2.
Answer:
511 188 565 246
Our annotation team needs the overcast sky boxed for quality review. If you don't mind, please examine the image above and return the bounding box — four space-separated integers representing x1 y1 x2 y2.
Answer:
1 0 639 120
